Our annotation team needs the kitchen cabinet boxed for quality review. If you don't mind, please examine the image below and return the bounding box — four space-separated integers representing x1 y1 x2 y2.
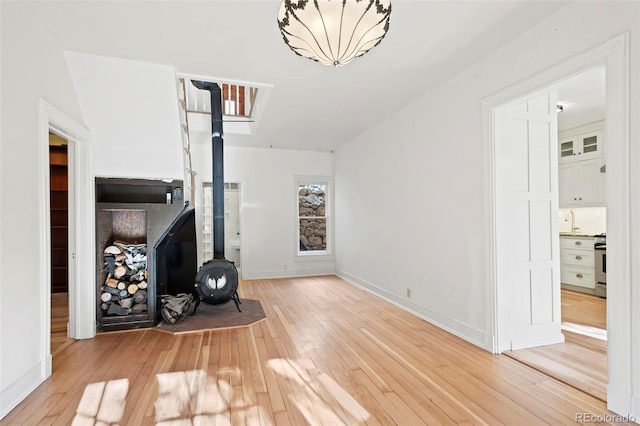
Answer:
558 130 602 163
557 125 605 208
558 158 605 207
560 236 595 291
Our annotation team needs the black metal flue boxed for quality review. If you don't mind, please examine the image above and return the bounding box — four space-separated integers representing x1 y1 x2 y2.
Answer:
191 81 225 259
190 80 241 311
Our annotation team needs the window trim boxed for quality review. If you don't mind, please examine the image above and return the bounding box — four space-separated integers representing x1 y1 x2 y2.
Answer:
295 176 334 260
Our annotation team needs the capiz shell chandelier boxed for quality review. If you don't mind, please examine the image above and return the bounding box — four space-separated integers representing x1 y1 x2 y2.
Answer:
277 0 392 67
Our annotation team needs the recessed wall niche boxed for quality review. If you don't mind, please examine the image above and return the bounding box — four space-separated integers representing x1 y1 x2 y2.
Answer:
95 177 184 332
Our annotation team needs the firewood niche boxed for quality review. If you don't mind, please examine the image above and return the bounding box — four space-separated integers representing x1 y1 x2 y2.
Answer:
101 240 148 316
95 178 184 332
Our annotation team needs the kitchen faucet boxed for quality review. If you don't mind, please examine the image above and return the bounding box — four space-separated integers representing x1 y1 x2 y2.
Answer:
564 210 579 233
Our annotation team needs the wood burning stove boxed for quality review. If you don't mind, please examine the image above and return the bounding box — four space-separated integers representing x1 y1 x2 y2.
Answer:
191 81 241 312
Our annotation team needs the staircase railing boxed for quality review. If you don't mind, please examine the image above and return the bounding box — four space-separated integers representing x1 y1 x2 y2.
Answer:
177 77 263 204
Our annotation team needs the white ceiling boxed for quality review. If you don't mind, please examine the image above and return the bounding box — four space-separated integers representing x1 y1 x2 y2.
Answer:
19 0 576 151
556 65 606 132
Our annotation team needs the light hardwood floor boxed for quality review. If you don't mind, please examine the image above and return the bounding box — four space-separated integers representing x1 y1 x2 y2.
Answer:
504 289 608 402
51 292 73 356
561 289 607 330
4 277 629 425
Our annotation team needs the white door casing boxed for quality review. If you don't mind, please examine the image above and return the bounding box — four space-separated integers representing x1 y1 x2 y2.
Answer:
494 89 563 352
38 99 96 352
484 33 632 417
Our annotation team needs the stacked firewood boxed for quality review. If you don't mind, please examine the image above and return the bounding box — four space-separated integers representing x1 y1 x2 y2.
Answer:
100 241 148 316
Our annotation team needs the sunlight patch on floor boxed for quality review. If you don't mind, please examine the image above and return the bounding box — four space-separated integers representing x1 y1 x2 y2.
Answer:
72 361 370 425
562 322 607 341
154 369 269 425
72 379 129 425
267 358 370 425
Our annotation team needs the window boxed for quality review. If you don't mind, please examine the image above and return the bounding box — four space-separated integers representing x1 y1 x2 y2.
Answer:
297 180 331 256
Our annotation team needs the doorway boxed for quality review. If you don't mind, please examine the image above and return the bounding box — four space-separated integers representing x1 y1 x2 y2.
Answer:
223 183 242 276
48 133 74 356
485 33 631 414
39 99 96 383
554 65 607 346
498 66 609 400
201 181 243 277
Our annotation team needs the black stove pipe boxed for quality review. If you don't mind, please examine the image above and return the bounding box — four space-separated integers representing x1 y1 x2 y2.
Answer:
191 80 225 260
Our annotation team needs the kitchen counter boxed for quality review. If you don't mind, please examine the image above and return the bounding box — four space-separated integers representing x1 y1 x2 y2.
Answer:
559 232 598 237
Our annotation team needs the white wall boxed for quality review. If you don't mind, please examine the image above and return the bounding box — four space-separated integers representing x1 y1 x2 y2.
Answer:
65 52 184 180
190 140 335 279
0 2 87 417
335 0 638 387
335 74 489 343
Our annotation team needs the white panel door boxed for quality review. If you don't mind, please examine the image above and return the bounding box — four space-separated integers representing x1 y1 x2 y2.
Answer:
495 89 563 352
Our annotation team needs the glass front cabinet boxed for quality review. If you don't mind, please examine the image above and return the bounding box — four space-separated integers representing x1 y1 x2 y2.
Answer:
559 130 603 163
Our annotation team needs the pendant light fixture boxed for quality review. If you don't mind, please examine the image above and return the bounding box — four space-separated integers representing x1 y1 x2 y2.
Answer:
277 0 392 67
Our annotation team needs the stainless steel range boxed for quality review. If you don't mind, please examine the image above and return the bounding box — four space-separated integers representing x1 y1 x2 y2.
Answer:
594 233 606 298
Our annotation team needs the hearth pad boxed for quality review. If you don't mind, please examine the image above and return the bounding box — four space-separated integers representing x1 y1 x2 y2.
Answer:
155 299 266 334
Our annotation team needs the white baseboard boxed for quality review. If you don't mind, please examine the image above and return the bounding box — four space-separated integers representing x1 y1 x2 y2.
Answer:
510 334 565 351
242 268 334 280
335 269 486 349
0 356 50 419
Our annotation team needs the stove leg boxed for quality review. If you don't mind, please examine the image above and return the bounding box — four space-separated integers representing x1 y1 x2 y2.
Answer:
231 291 242 312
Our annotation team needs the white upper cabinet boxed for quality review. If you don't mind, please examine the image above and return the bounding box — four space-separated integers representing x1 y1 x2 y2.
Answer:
559 158 605 206
558 123 605 208
558 130 603 163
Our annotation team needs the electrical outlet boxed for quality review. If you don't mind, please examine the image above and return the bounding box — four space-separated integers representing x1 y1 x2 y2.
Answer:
406 288 411 298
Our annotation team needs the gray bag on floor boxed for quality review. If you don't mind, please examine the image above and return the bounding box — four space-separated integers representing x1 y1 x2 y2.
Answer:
159 293 196 324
